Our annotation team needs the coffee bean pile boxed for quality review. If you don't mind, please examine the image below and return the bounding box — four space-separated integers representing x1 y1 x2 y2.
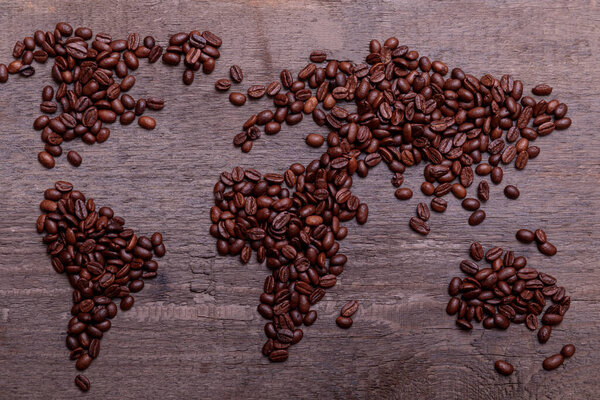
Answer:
37 181 165 391
209 37 574 363
447 241 572 375
224 37 571 232
209 37 575 363
210 163 366 362
162 30 222 85
1 23 222 169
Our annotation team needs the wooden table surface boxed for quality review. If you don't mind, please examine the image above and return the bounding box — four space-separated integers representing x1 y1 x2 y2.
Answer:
1 0 599 398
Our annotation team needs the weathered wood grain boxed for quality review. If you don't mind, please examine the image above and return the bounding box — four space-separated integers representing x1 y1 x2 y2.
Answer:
0 0 599 399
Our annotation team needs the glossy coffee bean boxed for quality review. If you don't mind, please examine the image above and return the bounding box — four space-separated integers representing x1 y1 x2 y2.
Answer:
229 92 246 106
516 229 535 243
335 316 353 329
561 344 576 358
494 360 514 376
138 116 156 130
75 374 90 391
504 185 520 199
542 354 564 371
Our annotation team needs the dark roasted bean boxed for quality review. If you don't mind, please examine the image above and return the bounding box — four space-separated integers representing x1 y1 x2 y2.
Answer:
215 78 231 91
395 188 413 200
468 210 486 226
516 229 535 243
340 300 359 317
229 92 246 106
538 325 552 343
409 217 429 235
504 185 520 199
67 151 82 167
75 375 90 392
335 316 353 329
430 197 447 213
532 84 552 96
538 242 557 256
138 116 156 130
561 344 576 358
230 65 243 83
494 360 514 376
542 354 564 371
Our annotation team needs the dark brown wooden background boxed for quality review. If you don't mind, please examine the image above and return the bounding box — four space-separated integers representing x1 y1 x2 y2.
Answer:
0 0 599 398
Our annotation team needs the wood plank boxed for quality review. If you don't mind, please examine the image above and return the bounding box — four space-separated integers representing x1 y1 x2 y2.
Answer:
0 0 599 398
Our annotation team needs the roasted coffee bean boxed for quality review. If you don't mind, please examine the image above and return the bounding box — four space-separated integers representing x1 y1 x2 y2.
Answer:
561 344 576 358
538 242 557 256
38 151 55 169
456 319 473 330
138 116 156 130
148 45 163 63
460 260 479 275
494 360 514 376
555 118 571 130
40 101 58 113
266 81 281 96
468 210 486 226
229 92 246 106
395 188 413 200
446 297 460 315
67 151 82 167
0 64 8 82
535 229 547 243
183 69 194 85
515 151 529 169
269 349 288 362
462 198 480 211
215 78 231 91
310 50 327 63
336 316 353 329
470 242 484 261
477 180 489 202
416 203 430 221
538 325 552 343
162 52 181 65
430 197 447 213
542 354 564 371
306 133 324 147
74 374 90 392
491 167 503 184
421 182 435 195
516 229 535 243
485 247 503 261
532 84 552 96
8 60 23 74
526 314 538 330
494 313 510 330
340 300 359 317
75 354 92 370
504 185 520 199
146 97 164 111
448 277 462 296
248 85 266 99
409 217 430 235
303 310 317 326
230 65 243 83
541 313 563 326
